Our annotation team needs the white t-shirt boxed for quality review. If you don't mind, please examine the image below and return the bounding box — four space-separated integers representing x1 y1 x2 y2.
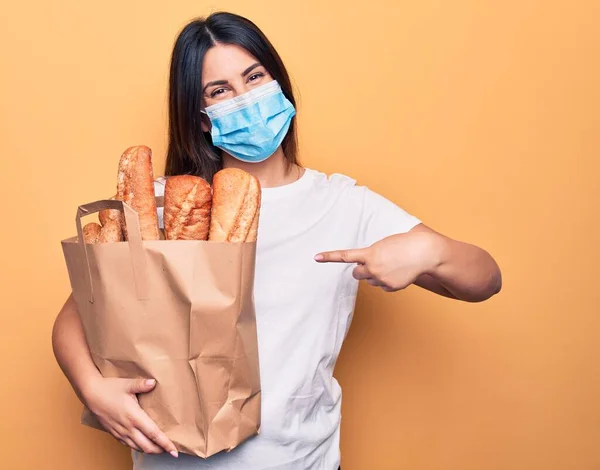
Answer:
133 168 421 470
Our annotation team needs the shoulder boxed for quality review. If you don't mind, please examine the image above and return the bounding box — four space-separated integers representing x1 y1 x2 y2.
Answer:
306 167 420 223
305 168 385 208
306 168 411 205
304 168 359 193
301 169 389 225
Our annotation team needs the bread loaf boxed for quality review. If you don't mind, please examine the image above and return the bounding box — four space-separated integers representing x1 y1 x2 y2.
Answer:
98 220 123 243
117 145 160 240
82 222 102 244
82 219 123 244
208 168 261 242
164 175 212 240
99 194 121 227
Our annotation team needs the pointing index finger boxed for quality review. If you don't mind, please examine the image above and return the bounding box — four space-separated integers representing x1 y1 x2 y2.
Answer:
314 248 368 264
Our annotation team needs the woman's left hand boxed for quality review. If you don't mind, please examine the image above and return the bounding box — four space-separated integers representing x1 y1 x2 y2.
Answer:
314 231 439 292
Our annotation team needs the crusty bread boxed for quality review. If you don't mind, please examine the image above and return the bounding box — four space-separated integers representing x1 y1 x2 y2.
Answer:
98 220 123 243
117 145 160 240
82 222 102 244
99 194 121 227
164 175 212 240
208 168 261 242
82 219 123 244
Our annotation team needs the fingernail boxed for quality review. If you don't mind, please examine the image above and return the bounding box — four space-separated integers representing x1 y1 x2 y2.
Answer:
145 379 156 386
314 254 324 261
170 450 179 458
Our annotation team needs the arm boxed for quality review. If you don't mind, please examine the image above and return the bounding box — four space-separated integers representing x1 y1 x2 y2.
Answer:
52 294 103 403
52 295 178 457
316 185 500 302
410 224 502 302
315 224 501 303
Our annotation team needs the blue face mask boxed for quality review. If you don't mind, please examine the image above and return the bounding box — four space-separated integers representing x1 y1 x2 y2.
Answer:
202 80 296 163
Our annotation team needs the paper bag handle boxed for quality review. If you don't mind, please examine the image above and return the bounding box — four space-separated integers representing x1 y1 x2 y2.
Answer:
76 199 150 303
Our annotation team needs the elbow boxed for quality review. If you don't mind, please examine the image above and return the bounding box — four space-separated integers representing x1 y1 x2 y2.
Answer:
51 310 63 359
495 267 503 293
475 250 502 302
472 266 502 303
489 256 503 295
51 295 73 359
456 259 502 303
488 269 503 297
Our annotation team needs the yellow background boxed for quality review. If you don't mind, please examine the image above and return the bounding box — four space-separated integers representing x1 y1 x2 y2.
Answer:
1 1 599 469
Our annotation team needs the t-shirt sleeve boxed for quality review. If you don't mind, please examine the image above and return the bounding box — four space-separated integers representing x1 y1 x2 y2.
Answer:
357 187 422 247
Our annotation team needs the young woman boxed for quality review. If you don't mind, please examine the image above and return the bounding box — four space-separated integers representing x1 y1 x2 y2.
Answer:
52 11 502 470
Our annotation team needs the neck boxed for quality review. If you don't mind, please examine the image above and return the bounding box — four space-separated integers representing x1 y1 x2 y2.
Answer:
221 147 301 188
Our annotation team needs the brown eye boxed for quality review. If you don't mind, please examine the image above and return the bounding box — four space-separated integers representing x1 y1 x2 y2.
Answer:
248 72 264 82
211 88 226 98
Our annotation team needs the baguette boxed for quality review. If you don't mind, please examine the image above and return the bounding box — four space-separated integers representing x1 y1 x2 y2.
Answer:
164 175 212 240
117 145 160 240
208 168 261 242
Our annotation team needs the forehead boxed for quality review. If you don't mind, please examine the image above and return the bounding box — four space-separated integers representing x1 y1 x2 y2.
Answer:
202 44 260 83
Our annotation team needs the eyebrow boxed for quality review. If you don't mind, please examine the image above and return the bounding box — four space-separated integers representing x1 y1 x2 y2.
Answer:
203 63 263 93
241 62 262 77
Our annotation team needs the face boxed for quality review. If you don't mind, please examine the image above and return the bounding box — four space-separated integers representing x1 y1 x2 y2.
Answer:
200 44 273 132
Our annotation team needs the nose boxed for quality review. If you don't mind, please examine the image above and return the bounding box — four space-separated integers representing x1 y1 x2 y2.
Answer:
231 80 253 97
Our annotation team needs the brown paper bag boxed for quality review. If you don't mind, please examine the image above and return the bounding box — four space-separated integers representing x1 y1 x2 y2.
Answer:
61 199 261 457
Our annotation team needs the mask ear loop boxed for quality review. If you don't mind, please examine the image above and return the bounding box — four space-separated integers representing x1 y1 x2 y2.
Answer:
199 109 213 134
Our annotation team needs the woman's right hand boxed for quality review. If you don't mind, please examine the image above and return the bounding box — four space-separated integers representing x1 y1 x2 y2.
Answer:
82 376 179 457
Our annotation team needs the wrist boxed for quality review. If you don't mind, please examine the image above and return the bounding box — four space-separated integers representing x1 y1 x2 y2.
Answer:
77 373 103 408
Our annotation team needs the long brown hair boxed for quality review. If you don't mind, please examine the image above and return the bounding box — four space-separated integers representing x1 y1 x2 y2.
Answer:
164 12 299 182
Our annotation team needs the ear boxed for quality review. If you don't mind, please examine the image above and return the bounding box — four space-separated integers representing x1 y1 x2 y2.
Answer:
200 113 211 133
